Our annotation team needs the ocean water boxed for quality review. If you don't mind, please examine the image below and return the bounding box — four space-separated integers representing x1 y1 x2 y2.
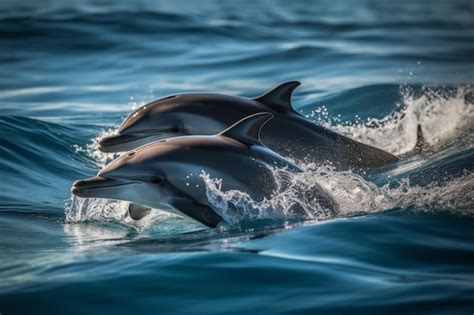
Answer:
0 0 473 314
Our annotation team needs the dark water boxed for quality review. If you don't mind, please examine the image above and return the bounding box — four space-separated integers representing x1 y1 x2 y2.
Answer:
1 0 473 314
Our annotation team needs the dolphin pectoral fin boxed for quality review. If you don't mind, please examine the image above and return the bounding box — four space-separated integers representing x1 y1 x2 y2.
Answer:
254 81 300 112
170 198 223 228
219 112 273 146
128 203 152 220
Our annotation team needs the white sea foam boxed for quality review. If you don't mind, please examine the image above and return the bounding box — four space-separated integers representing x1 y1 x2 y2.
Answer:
65 196 178 232
73 92 157 167
200 166 336 225
306 85 474 155
72 127 121 167
200 164 473 225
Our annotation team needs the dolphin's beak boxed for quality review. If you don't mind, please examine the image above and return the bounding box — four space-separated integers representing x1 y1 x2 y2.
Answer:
98 134 143 153
71 176 132 198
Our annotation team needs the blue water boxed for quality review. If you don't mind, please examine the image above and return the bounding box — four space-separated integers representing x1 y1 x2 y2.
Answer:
1 0 473 314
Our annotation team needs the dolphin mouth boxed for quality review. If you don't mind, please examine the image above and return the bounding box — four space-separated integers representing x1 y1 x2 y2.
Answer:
98 133 173 153
98 134 150 152
71 176 136 197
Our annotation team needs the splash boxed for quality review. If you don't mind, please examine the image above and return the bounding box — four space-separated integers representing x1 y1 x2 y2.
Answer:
73 92 158 167
305 165 474 216
307 85 474 155
200 166 337 225
200 164 473 224
64 195 178 232
64 163 473 233
65 195 128 223
73 127 121 166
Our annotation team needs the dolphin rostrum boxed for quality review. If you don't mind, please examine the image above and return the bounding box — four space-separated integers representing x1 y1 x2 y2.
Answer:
99 81 398 169
73 113 338 227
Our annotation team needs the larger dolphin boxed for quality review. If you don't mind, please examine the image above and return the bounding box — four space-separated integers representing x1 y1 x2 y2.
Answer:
99 81 398 169
73 113 338 228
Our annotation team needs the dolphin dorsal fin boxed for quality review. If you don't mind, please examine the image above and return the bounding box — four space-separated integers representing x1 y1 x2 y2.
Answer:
219 112 273 146
414 124 425 151
254 81 300 112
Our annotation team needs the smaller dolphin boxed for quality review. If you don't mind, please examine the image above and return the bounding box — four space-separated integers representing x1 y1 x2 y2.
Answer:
73 113 337 227
99 81 398 169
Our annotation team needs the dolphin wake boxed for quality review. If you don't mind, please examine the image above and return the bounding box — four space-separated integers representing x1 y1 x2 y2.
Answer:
309 85 474 155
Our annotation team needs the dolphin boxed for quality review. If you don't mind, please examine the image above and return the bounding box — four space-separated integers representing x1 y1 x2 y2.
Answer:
73 113 338 228
99 81 398 169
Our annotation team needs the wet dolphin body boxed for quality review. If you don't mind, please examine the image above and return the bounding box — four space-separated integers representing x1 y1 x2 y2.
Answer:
73 113 338 228
99 81 398 169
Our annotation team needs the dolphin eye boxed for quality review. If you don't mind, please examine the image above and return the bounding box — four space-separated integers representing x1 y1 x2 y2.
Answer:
151 177 163 185
127 151 136 157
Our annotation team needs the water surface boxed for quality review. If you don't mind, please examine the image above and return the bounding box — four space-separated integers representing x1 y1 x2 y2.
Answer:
0 0 473 314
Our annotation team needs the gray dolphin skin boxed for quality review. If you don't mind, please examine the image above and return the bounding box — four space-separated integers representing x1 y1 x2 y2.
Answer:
73 113 338 228
99 81 398 169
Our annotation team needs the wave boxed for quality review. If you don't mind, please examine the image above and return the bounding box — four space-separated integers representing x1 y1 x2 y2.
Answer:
0 116 98 210
0 116 97 175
